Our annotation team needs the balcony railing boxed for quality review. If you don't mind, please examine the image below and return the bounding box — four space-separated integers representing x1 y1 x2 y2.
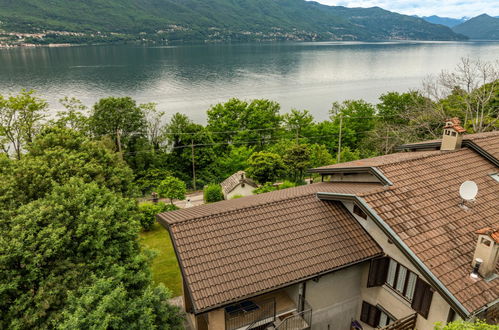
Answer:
380 313 417 330
275 309 312 330
225 298 276 330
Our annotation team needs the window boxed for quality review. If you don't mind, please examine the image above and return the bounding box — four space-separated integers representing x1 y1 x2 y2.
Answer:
490 173 499 182
360 302 395 328
353 204 367 219
367 257 434 318
384 259 418 301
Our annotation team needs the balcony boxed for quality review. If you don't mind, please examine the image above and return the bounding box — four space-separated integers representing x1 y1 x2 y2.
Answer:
379 313 417 330
224 290 312 330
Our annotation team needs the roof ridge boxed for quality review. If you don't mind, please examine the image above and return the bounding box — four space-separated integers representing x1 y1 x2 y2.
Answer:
376 148 465 169
168 191 319 226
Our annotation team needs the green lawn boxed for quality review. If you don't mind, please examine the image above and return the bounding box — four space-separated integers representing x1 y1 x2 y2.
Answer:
139 222 182 297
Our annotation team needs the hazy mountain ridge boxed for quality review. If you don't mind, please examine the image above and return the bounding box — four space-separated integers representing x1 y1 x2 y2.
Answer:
452 14 499 40
0 0 467 43
420 15 467 28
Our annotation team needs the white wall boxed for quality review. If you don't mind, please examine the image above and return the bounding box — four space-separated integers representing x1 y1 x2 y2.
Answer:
342 201 454 330
305 264 364 330
226 183 256 199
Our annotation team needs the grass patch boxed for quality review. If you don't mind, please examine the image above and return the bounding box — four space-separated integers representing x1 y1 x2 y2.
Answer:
139 222 182 297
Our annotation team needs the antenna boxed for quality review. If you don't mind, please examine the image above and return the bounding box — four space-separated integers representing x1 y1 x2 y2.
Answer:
459 181 478 201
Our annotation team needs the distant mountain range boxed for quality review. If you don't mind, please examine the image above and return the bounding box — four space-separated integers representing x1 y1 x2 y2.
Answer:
420 15 468 28
0 0 467 43
452 14 499 40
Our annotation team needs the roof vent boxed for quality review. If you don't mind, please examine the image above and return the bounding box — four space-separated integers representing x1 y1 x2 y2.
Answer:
472 227 499 279
441 118 465 151
470 258 482 279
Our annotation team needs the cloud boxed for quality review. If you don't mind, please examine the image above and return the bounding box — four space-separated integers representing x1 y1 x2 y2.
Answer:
310 0 499 18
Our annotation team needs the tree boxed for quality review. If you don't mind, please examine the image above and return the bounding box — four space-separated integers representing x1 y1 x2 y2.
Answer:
157 176 186 205
246 151 285 184
0 179 153 328
434 58 499 132
0 90 47 159
308 144 333 168
214 145 254 180
282 143 310 183
55 97 90 134
283 109 314 141
89 97 147 153
330 100 377 151
59 277 183 330
207 98 282 147
0 127 136 208
142 102 165 150
435 320 499 329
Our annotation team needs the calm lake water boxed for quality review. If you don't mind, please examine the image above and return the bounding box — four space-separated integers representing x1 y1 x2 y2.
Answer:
1 41 498 122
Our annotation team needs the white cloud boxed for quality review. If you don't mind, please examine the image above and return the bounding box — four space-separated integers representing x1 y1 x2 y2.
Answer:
310 0 499 18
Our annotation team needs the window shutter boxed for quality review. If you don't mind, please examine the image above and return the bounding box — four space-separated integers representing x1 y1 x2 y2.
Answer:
360 301 380 327
367 257 389 287
360 301 370 324
411 278 433 318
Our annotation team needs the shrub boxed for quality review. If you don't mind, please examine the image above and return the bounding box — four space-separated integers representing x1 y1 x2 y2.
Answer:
204 184 224 203
138 202 177 231
253 182 277 194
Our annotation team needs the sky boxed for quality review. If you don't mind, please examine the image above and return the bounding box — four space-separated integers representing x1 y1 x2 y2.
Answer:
310 0 499 18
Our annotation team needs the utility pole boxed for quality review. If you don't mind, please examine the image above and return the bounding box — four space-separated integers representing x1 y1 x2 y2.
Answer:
337 114 343 163
116 128 123 160
191 139 197 191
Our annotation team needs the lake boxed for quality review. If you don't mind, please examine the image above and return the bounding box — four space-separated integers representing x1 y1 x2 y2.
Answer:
1 41 498 122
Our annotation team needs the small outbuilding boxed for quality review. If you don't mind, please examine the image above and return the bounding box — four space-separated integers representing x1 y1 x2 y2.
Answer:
220 171 258 200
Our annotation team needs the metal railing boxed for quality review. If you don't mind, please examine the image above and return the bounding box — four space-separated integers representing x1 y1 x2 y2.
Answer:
380 313 417 330
275 309 312 330
225 298 276 330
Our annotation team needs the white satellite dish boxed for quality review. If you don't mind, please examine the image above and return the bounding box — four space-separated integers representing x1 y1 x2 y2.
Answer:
459 181 478 201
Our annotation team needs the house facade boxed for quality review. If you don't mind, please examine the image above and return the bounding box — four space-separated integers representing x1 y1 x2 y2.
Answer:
158 127 499 330
220 171 258 200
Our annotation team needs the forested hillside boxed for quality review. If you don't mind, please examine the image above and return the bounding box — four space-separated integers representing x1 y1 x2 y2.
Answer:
452 14 499 40
0 0 466 42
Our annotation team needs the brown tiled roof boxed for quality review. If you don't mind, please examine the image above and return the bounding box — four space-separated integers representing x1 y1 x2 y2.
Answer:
312 150 443 170
475 227 499 244
399 131 499 153
220 171 257 195
160 182 381 224
361 148 499 313
467 131 499 160
158 183 383 312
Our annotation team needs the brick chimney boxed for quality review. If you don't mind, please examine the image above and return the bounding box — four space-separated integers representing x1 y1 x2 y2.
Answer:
472 227 499 279
441 118 466 151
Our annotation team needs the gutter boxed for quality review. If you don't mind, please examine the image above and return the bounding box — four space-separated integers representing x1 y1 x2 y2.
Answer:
317 192 471 319
309 166 393 186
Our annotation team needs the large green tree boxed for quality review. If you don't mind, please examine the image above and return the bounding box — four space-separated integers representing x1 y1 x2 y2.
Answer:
0 127 135 208
207 98 282 148
89 97 147 153
282 143 310 183
246 151 285 184
0 179 182 329
0 90 47 159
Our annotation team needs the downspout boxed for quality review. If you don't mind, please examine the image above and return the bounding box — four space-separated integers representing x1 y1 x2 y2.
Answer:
317 192 471 319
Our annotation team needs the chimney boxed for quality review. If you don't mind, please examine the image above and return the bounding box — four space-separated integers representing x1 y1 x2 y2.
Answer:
441 118 465 151
472 227 499 279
